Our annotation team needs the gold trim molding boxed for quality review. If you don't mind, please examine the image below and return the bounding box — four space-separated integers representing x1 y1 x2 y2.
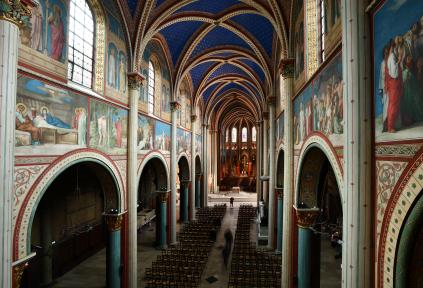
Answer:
294 206 320 228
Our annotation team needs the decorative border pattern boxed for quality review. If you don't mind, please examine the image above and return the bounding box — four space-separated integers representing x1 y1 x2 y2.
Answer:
13 149 125 260
378 148 423 288
375 144 422 157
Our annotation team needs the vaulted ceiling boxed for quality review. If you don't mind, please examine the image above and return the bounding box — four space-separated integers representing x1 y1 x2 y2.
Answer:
119 0 289 124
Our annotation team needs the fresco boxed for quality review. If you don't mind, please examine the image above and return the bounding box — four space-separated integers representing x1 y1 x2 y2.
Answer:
105 8 128 103
177 128 191 155
293 0 305 86
374 0 423 142
277 113 285 144
293 52 343 148
20 0 68 63
155 121 171 152
140 41 171 121
138 115 155 151
324 0 342 54
15 75 88 155
89 100 128 154
196 134 202 156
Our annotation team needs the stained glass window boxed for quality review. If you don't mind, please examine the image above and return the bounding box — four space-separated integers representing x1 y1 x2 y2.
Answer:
241 127 248 142
231 127 237 143
148 61 155 114
252 126 257 142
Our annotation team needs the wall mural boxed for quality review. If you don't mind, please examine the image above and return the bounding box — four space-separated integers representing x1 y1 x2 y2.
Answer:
89 100 128 154
177 128 191 156
196 134 202 156
293 0 305 90
19 0 69 79
140 41 171 121
155 120 171 152
294 52 343 149
15 75 88 156
324 0 342 55
374 0 423 142
105 8 128 104
277 112 285 145
137 114 155 151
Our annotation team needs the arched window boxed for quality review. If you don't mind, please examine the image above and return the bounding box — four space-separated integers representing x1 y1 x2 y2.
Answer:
231 127 237 143
225 129 229 142
252 126 257 142
148 60 155 114
241 127 248 142
68 0 94 88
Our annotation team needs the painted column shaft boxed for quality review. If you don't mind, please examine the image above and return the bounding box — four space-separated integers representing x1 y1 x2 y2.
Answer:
159 200 167 249
268 104 276 249
127 78 139 287
297 227 313 288
0 19 20 288
341 0 372 287
170 106 177 244
256 122 261 207
190 118 196 219
262 118 268 203
107 230 121 288
202 124 209 207
182 184 189 223
195 176 200 208
277 195 283 252
282 75 294 288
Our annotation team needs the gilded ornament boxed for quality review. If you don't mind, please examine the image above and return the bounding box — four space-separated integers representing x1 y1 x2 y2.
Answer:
295 207 320 228
0 0 32 27
279 58 295 79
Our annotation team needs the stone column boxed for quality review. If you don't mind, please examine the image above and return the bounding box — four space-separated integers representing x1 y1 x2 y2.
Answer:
127 72 143 287
190 115 196 219
104 213 124 288
255 121 261 207
295 207 320 288
280 58 295 288
276 187 284 253
342 1 372 287
0 2 32 287
202 124 209 207
157 192 169 249
267 98 276 250
170 101 180 244
180 180 190 223
262 112 269 204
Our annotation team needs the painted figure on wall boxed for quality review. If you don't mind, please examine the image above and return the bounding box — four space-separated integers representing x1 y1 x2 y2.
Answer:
293 0 304 80
118 51 127 93
108 43 118 88
374 0 423 140
31 4 44 51
48 4 65 61
155 121 171 152
72 108 87 145
138 115 155 151
16 103 41 145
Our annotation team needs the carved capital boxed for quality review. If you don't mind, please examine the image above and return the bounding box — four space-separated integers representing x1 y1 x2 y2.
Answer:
275 187 284 199
12 253 35 288
294 207 320 228
279 58 295 79
0 0 34 28
157 191 169 203
170 101 181 112
127 72 145 90
191 115 197 122
104 213 124 232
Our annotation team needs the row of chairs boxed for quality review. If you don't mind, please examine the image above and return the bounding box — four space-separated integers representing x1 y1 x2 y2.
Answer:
145 204 226 288
228 205 281 288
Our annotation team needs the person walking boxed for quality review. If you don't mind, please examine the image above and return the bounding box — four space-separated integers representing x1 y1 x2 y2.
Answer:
230 197 234 208
222 229 233 268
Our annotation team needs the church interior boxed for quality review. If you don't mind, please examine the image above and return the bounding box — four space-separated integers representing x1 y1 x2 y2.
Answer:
1 0 423 287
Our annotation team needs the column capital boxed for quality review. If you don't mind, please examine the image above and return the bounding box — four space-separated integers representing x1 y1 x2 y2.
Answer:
104 212 125 232
267 96 276 106
202 123 209 129
170 101 181 111
180 179 192 184
294 207 319 229
0 0 34 28
157 191 170 203
12 252 36 288
279 58 295 79
191 115 197 122
127 72 145 90
275 187 284 199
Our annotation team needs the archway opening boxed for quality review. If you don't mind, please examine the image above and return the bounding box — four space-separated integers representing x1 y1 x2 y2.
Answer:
137 157 168 247
297 147 342 288
195 156 203 208
178 156 190 222
24 161 119 287
395 190 423 287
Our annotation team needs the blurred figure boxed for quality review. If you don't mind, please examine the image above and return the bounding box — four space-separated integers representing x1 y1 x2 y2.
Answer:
222 229 233 268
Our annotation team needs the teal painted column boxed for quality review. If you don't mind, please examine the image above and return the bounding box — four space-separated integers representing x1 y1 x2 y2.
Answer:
295 207 319 288
181 180 190 223
276 188 283 253
104 213 123 288
159 192 168 249
195 175 201 208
